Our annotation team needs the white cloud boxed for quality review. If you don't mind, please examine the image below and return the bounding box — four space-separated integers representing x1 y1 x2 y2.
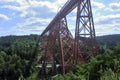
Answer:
0 5 29 18
0 14 10 21
107 2 120 11
110 3 120 8
11 17 52 34
95 14 120 23
28 0 68 13
105 2 120 12
94 14 120 36
0 0 69 36
95 23 120 36
0 0 28 5
90 1 120 36
0 0 14 2
69 0 106 18
0 0 119 36
0 27 3 30
0 0 30 18
67 0 105 14
92 1 105 9
0 0 67 18
91 0 105 12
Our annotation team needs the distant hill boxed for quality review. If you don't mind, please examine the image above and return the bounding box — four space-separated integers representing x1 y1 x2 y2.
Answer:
0 34 38 45
97 34 120 48
0 34 119 79
0 34 39 52
0 34 120 48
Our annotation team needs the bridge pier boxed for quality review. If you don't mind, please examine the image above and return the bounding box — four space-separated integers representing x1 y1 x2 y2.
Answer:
41 61 57 77
38 0 97 75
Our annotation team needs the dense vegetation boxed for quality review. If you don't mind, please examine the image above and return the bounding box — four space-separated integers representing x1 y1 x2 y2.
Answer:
0 34 120 80
0 34 39 80
97 34 120 49
52 44 120 80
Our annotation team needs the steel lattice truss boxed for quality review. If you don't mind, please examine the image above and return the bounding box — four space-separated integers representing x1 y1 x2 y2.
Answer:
39 0 97 74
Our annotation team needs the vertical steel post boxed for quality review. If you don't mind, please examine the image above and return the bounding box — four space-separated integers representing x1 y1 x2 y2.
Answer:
75 0 97 62
39 0 97 75
58 21 65 74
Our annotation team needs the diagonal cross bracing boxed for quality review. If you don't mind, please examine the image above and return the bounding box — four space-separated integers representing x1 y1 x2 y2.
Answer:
39 0 97 75
41 0 84 37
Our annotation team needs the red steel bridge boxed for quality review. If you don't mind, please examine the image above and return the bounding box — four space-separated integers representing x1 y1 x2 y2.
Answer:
37 0 97 76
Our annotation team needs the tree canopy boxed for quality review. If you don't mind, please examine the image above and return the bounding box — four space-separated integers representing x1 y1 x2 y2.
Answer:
0 34 120 80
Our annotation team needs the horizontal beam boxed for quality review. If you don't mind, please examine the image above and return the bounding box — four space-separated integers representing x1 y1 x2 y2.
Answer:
41 0 84 37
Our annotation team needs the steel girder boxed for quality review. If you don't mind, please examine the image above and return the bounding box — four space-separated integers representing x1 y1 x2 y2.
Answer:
41 17 75 74
75 0 97 63
41 0 84 37
40 0 97 75
58 18 75 74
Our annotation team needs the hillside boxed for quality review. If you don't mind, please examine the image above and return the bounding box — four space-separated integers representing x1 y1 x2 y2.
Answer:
0 34 120 49
1 34 120 57
0 34 38 49
97 34 120 48
0 34 39 80
0 34 38 45
0 34 120 79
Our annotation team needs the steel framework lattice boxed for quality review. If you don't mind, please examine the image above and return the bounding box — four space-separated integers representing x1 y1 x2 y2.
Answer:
39 0 97 75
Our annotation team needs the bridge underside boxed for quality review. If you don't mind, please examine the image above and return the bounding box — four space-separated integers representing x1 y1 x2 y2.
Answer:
39 0 97 75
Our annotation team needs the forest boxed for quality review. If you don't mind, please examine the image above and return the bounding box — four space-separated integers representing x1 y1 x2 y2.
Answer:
0 34 120 80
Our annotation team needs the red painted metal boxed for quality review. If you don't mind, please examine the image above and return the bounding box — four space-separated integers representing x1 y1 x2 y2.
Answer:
58 18 75 74
40 0 97 75
41 19 74 74
75 0 97 63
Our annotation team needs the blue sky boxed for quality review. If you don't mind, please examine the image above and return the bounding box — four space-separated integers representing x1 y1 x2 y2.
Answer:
0 0 120 36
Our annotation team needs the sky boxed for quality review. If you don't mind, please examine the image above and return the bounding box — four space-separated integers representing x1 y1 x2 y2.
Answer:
0 0 120 36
